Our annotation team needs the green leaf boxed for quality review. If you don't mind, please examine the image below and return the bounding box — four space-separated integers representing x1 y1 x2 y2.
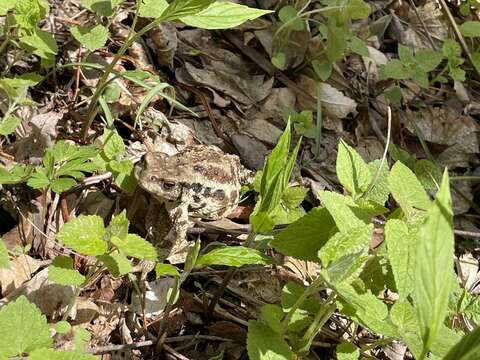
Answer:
412 67 429 88
282 186 307 209
70 24 108 51
318 191 367 233
0 239 10 268
111 233 157 261
346 0 371 20
97 252 131 277
327 25 347 62
162 0 216 20
271 52 286 70
459 21 480 37
384 220 416 298
138 0 168 18
278 5 304 31
415 49 443 72
20 29 58 60
55 321 71 334
102 128 125 159
336 139 372 198
443 39 462 60
56 215 108 255
312 60 332 81
271 208 335 261
388 161 431 216
350 36 368 57
390 299 423 358
81 0 121 17
196 246 272 267
365 160 390 205
180 1 272 30
0 164 33 185
106 210 129 240
443 326 480 360
14 0 47 29
0 296 52 358
29 348 98 360
247 320 294 360
414 169 455 354
398 44 415 64
414 159 442 191
155 263 180 277
381 59 407 80
48 255 85 286
0 0 15 15
336 343 360 360
0 116 21 135
319 224 373 267
261 304 284 334
51 177 77 193
27 167 51 189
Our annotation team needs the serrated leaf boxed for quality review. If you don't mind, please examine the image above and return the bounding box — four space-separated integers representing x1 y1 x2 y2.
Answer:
0 296 52 358
247 320 294 360
261 304 284 334
48 255 85 286
0 164 33 184
282 186 307 209
102 128 125 159
70 24 108 51
319 224 373 267
162 0 216 20
398 44 415 64
0 239 10 268
390 299 423 358
155 263 180 277
318 191 367 233
56 215 108 255
14 0 47 29
20 29 58 60
26 168 50 189
51 177 77 193
196 246 272 267
82 0 121 17
180 1 272 30
29 348 98 360
271 207 335 261
381 59 407 80
346 0 371 19
365 160 390 205
336 139 372 198
138 0 168 18
0 116 21 135
106 210 129 240
97 252 131 277
384 219 416 298
336 342 360 360
443 39 462 60
388 161 431 217
415 170 455 354
415 49 442 72
111 234 157 261
459 21 480 37
55 320 71 334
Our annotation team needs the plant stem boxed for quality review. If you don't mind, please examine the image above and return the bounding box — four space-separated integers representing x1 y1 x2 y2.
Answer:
314 82 322 159
300 293 336 346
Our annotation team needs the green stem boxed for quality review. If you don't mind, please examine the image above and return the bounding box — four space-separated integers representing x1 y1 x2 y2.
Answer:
300 293 336 345
81 12 158 141
450 175 480 182
314 82 322 159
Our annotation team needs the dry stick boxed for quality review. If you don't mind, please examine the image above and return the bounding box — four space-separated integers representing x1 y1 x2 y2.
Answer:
407 0 437 50
438 0 480 78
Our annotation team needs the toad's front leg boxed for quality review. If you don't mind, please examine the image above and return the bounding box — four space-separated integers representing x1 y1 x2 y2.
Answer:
164 201 192 263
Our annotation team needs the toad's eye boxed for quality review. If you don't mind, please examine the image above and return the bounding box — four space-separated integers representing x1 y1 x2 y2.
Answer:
162 180 176 191
150 175 159 182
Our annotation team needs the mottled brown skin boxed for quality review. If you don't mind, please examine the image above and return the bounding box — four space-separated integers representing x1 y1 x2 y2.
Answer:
135 145 252 263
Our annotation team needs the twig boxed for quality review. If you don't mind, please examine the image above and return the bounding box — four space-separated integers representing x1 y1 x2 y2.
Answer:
407 0 437 50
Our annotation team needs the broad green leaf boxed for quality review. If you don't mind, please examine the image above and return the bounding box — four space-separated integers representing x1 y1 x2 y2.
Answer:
106 210 129 240
0 0 15 15
102 128 125 159
55 321 71 334
384 219 416 298
318 191 367 233
350 36 368 57
390 299 423 358
443 39 462 60
336 343 360 360
0 116 21 135
29 348 98 360
327 25 347 62
181 1 272 30
319 224 373 267
271 207 335 261
414 159 442 191
74 327 91 353
388 161 431 216
0 164 33 184
278 5 304 31
20 29 58 60
56 215 108 255
162 0 216 20
398 44 415 64
14 0 47 29
443 326 480 360
282 186 308 209
48 255 85 286
312 60 332 81
27 167 51 189
459 21 480 37
336 284 398 337
0 239 10 268
111 234 157 261
247 320 294 360
412 67 429 89
364 160 390 205
70 24 108 51
381 59 407 80
138 0 168 18
261 304 284 334
414 170 455 354
51 177 77 193
0 296 52 358
346 0 371 19
97 253 131 277
336 139 372 198
155 263 180 277
196 246 272 267
415 49 443 72
81 0 122 17
281 282 321 314
323 251 369 285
